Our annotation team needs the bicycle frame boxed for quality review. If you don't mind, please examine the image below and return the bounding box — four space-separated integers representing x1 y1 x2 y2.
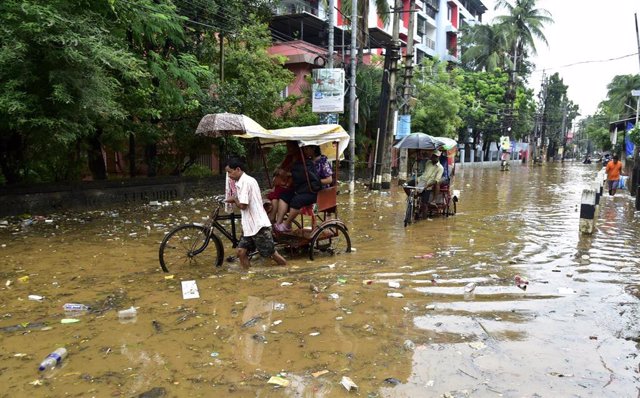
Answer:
205 199 242 248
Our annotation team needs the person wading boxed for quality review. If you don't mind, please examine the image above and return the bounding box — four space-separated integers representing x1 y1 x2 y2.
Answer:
225 157 286 269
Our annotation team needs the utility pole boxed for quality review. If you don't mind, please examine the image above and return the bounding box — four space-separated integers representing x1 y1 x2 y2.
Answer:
348 0 357 193
398 0 416 183
327 0 334 69
560 100 567 162
380 0 403 189
371 0 401 190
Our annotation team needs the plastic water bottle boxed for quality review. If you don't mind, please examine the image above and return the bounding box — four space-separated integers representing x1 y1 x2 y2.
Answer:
118 306 137 319
38 348 67 371
63 303 89 311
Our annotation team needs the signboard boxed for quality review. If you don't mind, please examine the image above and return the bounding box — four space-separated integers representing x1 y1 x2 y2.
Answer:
312 69 345 113
396 115 411 139
631 90 640 96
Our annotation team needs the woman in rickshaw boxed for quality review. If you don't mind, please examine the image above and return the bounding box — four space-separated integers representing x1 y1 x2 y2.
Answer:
274 146 323 233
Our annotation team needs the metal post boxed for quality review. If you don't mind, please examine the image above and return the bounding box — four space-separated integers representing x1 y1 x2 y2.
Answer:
348 0 357 193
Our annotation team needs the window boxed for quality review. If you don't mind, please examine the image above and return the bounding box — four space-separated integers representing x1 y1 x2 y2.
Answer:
280 86 289 99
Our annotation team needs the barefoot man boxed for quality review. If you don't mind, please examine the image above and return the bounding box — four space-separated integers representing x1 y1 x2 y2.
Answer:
225 157 286 269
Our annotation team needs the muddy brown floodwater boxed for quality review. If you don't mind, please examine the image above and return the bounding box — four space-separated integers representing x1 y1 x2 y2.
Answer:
1 162 639 398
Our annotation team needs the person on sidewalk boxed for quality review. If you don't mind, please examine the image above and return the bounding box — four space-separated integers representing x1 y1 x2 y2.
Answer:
225 157 286 269
605 154 624 196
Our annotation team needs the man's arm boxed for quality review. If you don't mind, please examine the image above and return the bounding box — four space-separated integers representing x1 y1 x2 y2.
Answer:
225 196 248 210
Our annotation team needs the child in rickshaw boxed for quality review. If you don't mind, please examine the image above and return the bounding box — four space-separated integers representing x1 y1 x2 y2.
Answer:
267 141 298 223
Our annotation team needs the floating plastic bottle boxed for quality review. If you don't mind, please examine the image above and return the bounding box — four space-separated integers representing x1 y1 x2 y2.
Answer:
38 348 67 371
118 306 137 319
63 303 89 311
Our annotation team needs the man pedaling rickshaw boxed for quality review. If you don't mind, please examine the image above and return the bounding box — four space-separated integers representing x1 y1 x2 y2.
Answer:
404 150 444 217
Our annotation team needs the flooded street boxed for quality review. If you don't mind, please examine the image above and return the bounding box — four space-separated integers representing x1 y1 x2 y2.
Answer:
1 162 640 397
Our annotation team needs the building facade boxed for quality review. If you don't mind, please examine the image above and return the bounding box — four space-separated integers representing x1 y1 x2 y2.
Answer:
270 0 488 74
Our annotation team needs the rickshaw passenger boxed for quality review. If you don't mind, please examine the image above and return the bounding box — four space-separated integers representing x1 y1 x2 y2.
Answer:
310 145 333 187
418 151 444 209
439 150 450 185
267 141 298 223
275 149 321 233
224 157 287 269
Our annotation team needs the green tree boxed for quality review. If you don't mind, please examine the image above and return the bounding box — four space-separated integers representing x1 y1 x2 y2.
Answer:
411 59 463 137
458 69 508 144
460 24 510 72
0 0 147 183
603 74 640 120
493 0 553 134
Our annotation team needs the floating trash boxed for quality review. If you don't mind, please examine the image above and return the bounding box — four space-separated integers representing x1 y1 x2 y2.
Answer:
464 283 476 293
340 376 358 391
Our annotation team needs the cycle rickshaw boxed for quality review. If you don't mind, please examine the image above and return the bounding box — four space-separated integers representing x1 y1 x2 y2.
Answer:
395 133 459 227
158 113 352 273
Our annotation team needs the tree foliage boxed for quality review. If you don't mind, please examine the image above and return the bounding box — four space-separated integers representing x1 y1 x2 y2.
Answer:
411 59 463 137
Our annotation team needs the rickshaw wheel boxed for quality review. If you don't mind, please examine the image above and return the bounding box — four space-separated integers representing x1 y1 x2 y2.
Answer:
309 223 351 260
159 224 224 273
404 199 414 227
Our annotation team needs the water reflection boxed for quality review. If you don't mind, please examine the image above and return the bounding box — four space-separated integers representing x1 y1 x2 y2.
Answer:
0 162 639 396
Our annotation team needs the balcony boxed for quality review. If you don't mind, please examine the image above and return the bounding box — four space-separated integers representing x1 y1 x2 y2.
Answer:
273 1 320 18
424 37 436 50
425 0 439 11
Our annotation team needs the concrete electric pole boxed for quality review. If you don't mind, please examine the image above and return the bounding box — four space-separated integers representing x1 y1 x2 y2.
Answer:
371 0 401 190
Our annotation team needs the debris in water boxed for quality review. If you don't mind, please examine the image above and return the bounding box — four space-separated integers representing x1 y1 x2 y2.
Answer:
468 341 486 350
267 376 290 387
241 316 262 328
340 376 358 391
312 370 329 378
403 340 416 351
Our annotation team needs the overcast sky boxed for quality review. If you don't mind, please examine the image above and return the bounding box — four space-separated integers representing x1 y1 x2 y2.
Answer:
482 0 640 121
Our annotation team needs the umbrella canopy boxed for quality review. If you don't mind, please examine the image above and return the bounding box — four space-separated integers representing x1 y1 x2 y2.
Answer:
393 133 438 150
434 136 457 151
195 113 268 137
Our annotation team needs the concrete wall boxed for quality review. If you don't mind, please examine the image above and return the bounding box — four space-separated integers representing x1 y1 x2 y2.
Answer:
0 176 231 217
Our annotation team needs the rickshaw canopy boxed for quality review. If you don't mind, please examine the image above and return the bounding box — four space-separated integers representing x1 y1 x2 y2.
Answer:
196 113 349 161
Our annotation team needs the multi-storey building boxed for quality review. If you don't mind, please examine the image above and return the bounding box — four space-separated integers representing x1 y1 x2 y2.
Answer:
269 0 487 96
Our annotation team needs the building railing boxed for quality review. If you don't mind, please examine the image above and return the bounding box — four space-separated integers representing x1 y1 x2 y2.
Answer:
425 0 439 11
424 37 436 49
273 2 319 17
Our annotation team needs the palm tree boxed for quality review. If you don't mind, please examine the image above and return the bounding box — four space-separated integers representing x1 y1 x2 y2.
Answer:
460 23 510 72
493 0 553 134
605 74 640 119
